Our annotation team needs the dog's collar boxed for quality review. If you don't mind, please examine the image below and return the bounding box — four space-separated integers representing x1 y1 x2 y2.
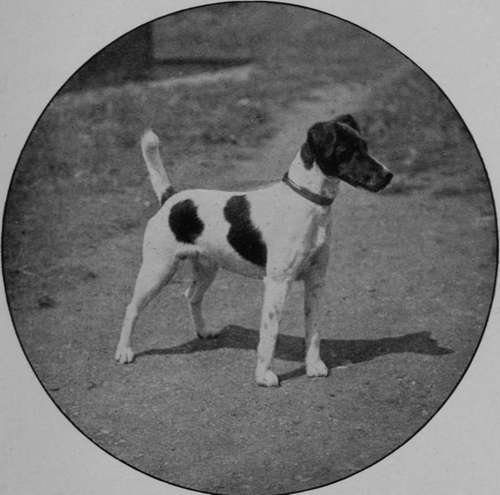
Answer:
282 172 335 207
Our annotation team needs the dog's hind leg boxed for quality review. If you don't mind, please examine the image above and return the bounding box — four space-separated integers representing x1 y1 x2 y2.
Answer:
184 257 219 338
115 225 180 364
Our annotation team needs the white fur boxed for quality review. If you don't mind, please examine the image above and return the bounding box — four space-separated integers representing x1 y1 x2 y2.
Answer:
141 130 172 202
115 131 339 386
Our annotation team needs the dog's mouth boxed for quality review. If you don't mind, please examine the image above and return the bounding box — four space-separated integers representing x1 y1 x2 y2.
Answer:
365 172 393 192
340 171 393 192
338 154 394 192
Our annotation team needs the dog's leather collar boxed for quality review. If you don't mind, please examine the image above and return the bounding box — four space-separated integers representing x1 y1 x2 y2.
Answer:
282 172 334 207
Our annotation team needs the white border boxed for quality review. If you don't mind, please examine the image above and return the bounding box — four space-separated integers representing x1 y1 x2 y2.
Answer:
1 1 499 494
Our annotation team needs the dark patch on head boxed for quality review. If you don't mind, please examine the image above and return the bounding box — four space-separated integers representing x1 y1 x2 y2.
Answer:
300 141 315 169
301 115 393 191
169 199 204 244
335 113 361 132
303 115 362 175
223 195 267 267
301 114 359 170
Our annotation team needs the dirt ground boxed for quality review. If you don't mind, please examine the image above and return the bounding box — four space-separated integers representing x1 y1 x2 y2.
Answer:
2 6 497 495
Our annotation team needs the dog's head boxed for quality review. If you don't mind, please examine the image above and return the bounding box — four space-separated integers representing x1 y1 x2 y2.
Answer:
301 115 393 192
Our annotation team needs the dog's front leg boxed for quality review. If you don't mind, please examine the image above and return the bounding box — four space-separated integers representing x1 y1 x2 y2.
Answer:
255 276 290 387
304 247 329 378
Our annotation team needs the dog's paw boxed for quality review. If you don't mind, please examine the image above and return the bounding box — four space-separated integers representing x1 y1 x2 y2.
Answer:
306 359 329 378
255 369 280 387
115 345 135 364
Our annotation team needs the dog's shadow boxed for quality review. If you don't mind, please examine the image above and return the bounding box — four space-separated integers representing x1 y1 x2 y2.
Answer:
136 326 453 382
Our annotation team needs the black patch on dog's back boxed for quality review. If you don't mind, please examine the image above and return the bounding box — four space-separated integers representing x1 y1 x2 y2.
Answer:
169 199 204 244
223 195 267 267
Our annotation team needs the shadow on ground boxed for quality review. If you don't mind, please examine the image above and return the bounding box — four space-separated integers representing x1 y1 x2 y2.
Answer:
136 327 453 382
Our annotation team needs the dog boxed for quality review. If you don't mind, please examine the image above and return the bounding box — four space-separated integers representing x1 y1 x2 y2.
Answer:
115 114 393 387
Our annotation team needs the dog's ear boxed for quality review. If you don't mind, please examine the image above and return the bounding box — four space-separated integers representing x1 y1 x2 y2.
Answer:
334 114 361 133
300 140 315 169
301 122 336 168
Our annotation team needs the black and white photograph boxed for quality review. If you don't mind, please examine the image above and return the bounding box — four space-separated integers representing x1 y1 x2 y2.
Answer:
1 2 499 494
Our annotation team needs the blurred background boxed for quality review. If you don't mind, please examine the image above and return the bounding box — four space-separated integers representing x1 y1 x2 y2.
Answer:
5 3 492 285
2 3 496 494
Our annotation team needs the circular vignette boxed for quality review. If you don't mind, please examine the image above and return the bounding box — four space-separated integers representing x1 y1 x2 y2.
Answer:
2 2 498 494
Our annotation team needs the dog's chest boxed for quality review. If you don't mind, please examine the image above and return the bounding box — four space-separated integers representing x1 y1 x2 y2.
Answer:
297 213 329 263
266 204 331 277
310 220 328 249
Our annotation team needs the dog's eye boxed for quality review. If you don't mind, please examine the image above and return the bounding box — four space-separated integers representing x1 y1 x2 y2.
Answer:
335 145 354 163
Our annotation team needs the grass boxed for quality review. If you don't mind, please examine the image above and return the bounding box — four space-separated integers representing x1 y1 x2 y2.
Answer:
4 4 404 286
3 3 493 299
355 65 492 208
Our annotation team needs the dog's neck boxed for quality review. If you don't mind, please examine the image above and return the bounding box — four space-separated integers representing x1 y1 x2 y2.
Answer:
287 152 340 202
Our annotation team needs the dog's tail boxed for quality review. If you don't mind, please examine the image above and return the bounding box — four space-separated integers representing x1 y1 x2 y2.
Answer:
141 129 175 206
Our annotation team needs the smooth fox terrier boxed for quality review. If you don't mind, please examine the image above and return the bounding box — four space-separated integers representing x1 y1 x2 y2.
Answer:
115 114 393 387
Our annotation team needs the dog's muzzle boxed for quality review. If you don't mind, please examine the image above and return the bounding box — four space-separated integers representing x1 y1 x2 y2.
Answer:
340 154 394 192
370 169 393 192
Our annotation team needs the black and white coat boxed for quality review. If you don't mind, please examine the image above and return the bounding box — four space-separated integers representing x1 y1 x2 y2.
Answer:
115 115 393 387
